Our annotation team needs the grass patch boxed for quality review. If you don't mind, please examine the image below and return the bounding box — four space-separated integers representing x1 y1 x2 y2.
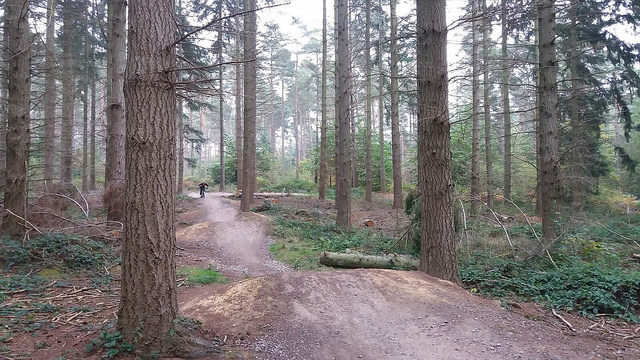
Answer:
177 266 227 285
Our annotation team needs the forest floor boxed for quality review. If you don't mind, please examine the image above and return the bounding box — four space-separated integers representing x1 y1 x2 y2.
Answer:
3 192 639 359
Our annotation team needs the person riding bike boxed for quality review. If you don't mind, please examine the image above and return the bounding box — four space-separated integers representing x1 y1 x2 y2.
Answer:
198 182 208 198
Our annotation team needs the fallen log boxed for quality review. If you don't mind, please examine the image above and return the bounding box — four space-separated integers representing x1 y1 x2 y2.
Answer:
319 251 418 270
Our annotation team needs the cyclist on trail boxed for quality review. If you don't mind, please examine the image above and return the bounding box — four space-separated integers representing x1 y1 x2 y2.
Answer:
198 182 208 198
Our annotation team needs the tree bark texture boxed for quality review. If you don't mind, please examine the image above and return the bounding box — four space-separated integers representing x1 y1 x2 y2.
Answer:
537 0 559 240
90 42 97 191
2 0 30 237
416 0 461 284
470 0 481 213
60 0 74 187
364 0 373 202
482 0 493 209
118 0 178 352
390 0 403 209
501 0 512 201
177 99 184 194
241 0 257 212
82 3 90 193
336 0 352 228
319 0 328 200
104 0 126 220
43 0 56 187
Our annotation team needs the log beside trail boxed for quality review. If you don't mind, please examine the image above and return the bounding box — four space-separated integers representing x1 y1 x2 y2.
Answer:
319 251 418 270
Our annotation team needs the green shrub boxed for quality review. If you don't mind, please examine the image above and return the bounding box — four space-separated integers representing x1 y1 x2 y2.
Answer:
177 266 227 285
460 253 640 321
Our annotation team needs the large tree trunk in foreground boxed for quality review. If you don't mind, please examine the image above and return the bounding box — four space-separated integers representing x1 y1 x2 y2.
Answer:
235 0 243 190
240 0 257 212
104 0 126 220
416 0 461 284
319 251 418 270
335 0 352 228
537 0 559 240
2 0 30 237
118 0 178 352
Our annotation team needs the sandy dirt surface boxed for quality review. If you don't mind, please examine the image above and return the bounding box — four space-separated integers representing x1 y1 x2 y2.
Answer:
176 193 640 360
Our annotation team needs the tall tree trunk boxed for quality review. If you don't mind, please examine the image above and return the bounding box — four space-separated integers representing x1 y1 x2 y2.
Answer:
104 0 126 220
90 42 97 191
416 0 461 285
240 0 257 212
378 0 386 193
569 0 583 209
482 0 493 209
118 0 178 352
537 0 559 240
470 0 481 213
319 0 328 200
390 0 403 209
2 0 30 237
281 79 286 178
82 2 90 193
60 0 74 187
43 0 56 188
364 0 373 202
336 0 352 228
501 0 512 201
177 99 184 193
218 9 225 192
235 0 244 189
294 54 300 180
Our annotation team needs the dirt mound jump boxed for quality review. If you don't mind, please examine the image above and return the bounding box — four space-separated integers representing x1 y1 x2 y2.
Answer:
180 269 618 360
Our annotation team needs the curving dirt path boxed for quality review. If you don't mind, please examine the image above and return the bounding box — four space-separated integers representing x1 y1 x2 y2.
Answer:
176 194 640 360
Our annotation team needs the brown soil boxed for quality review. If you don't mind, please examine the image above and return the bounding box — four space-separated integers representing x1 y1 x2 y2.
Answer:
3 192 639 359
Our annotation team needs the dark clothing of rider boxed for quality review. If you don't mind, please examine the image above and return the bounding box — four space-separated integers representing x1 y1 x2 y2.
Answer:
198 182 208 198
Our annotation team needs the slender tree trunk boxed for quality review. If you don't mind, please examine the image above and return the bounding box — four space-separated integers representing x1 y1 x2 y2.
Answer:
177 99 184 193
378 0 386 193
104 0 126 220
82 3 90 193
364 0 373 202
218 9 225 192
2 0 30 237
240 0 257 212
537 0 559 240
569 0 583 209
470 0 481 213
336 0 352 228
90 43 97 191
281 79 286 178
294 54 300 180
235 0 244 189
501 0 512 201
482 0 493 209
319 0 328 200
416 0 461 285
60 0 74 187
390 0 403 209
43 0 56 188
118 0 178 352
0 13 6 197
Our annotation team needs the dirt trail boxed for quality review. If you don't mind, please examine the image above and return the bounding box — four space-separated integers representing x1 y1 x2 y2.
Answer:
177 192 288 277
176 195 639 360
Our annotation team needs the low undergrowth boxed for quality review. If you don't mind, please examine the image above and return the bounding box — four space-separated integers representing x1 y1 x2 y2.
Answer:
265 205 403 270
